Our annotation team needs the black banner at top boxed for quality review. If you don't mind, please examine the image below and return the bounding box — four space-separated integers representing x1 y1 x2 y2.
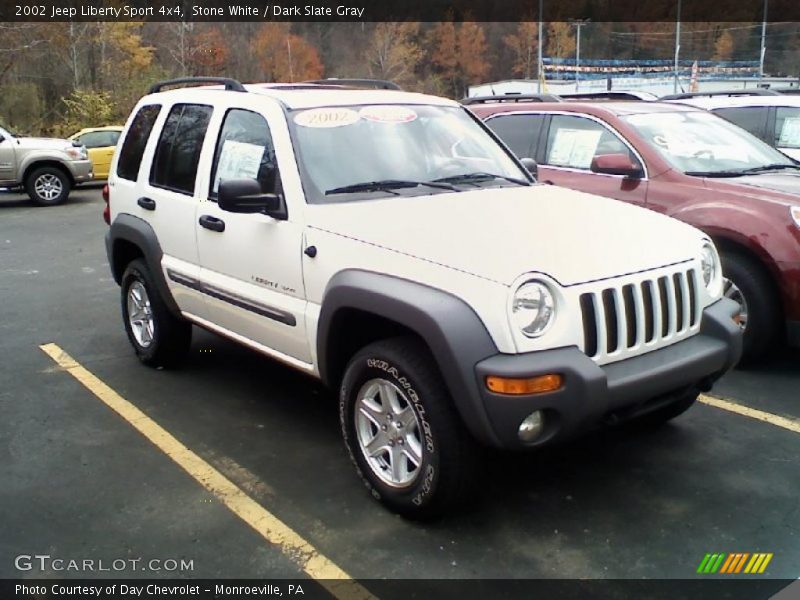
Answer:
2 0 800 22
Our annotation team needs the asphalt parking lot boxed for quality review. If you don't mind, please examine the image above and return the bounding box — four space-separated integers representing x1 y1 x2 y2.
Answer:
1 187 798 590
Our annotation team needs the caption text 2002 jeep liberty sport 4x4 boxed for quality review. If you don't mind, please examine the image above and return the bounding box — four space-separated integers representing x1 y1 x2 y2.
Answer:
104 78 742 517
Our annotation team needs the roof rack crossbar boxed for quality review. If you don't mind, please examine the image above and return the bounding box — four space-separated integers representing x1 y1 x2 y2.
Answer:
461 94 562 105
660 89 779 100
148 77 247 94
303 78 402 90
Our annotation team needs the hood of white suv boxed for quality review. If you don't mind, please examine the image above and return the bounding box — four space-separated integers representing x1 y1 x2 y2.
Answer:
306 185 703 287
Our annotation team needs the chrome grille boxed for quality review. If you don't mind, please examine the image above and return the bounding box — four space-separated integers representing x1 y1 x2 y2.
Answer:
579 268 700 361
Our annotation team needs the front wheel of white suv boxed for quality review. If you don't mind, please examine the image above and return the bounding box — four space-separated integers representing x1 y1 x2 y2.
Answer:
121 259 191 368
339 336 480 519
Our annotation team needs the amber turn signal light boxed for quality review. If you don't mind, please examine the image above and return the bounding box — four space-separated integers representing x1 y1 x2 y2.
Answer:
485 374 563 395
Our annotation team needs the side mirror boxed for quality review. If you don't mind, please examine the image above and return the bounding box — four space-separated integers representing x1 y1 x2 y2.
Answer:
590 153 643 178
520 157 538 180
218 178 287 220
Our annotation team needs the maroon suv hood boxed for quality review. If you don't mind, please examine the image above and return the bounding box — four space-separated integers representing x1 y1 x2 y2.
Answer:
707 172 800 207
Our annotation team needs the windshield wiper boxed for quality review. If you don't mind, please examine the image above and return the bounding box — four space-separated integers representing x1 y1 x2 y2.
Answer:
431 172 530 187
685 163 800 178
325 179 459 196
737 163 800 174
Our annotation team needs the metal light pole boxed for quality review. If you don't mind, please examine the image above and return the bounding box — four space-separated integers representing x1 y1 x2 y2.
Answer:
760 0 768 80
538 0 544 93
674 0 681 94
570 19 590 93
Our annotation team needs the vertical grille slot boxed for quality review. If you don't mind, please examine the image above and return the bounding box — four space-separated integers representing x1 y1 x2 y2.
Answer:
580 293 598 357
622 284 637 348
687 269 698 327
673 273 685 332
657 276 670 337
602 289 619 353
641 281 655 342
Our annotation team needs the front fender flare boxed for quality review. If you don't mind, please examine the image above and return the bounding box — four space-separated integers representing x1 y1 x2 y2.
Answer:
318 269 502 446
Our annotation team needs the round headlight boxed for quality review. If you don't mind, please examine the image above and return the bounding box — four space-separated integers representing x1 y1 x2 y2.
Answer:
512 281 556 338
700 242 719 290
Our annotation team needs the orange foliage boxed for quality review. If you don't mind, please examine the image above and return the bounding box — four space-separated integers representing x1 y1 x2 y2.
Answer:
250 23 323 82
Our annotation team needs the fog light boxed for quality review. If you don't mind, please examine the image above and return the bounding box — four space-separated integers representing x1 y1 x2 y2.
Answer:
518 411 545 443
486 374 563 395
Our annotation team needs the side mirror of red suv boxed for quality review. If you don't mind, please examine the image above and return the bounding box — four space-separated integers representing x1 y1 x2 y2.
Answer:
591 153 643 179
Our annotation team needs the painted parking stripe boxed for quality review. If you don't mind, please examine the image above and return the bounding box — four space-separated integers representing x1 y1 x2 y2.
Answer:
40 343 374 600
699 394 800 434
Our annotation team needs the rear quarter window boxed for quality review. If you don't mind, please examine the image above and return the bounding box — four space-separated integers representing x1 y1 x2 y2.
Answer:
117 105 161 181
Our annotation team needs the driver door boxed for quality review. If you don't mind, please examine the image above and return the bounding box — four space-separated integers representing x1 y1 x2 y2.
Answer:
0 127 16 185
194 106 311 365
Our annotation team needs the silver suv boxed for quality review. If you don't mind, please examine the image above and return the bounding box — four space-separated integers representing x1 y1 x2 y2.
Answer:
0 124 94 205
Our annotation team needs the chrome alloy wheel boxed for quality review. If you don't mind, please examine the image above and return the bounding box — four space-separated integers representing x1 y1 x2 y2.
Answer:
127 281 155 348
723 277 749 330
34 173 63 202
355 378 424 488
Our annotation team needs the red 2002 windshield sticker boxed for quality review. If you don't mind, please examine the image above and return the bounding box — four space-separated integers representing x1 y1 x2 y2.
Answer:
359 106 418 124
294 108 360 128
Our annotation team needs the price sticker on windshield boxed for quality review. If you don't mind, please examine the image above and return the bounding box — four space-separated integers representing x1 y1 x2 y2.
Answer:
294 108 360 128
359 106 418 124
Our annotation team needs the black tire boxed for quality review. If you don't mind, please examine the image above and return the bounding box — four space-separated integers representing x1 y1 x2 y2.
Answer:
627 391 698 429
25 166 71 206
720 251 782 364
339 336 480 519
121 258 191 368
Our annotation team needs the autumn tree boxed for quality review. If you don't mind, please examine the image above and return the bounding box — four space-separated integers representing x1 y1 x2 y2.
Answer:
366 22 423 88
457 21 490 85
188 27 229 75
712 30 734 61
430 19 490 97
251 23 323 82
504 21 539 78
546 22 576 59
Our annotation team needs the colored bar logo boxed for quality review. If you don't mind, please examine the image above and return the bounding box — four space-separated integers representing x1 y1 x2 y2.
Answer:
697 552 773 574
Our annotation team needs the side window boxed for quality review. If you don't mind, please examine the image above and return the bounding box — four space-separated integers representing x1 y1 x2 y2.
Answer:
209 109 278 199
78 131 114 148
150 104 212 195
714 107 768 141
774 107 800 149
486 114 545 158
117 105 161 181
544 114 635 170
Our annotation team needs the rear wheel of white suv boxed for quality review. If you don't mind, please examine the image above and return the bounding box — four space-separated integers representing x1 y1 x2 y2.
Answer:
25 166 71 206
339 336 480 519
121 259 191 368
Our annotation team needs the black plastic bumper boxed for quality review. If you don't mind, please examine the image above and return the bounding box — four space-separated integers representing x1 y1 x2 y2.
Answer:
474 298 743 448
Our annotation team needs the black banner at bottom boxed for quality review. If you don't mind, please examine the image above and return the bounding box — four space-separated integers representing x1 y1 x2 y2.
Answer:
2 579 797 600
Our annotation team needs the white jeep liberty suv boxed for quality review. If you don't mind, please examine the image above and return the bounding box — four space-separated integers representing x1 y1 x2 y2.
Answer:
105 77 742 517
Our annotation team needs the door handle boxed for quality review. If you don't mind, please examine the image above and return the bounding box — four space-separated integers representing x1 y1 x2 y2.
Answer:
137 197 156 210
199 214 225 232
542 180 554 185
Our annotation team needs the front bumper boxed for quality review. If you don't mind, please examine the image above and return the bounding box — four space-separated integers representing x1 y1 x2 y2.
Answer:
474 298 742 448
67 159 94 183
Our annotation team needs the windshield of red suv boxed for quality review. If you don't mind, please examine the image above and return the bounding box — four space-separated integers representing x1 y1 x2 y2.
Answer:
623 111 796 176
288 104 530 203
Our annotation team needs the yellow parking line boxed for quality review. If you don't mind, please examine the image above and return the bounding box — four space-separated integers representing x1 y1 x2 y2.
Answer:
699 394 800 434
40 343 374 600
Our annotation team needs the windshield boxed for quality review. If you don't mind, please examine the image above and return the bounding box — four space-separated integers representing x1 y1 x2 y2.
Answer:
287 104 530 203
623 111 795 176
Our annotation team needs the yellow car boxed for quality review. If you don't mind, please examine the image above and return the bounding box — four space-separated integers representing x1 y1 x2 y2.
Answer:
69 126 123 180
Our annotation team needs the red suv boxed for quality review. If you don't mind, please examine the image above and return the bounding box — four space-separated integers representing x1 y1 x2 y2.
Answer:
469 98 800 362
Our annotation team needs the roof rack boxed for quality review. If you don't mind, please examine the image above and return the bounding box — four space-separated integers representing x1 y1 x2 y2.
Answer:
148 77 247 94
560 91 657 101
461 93 562 105
303 78 402 90
660 89 780 100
